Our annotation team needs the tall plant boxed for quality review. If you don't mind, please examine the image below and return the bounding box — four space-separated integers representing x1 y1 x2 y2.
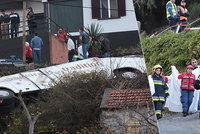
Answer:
85 23 103 57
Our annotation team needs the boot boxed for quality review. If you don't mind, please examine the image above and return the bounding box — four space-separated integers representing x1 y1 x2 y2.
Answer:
183 112 188 117
156 114 162 120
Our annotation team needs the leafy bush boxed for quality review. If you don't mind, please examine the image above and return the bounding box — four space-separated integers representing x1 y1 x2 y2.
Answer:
35 72 109 133
86 23 103 57
188 2 200 20
142 30 200 75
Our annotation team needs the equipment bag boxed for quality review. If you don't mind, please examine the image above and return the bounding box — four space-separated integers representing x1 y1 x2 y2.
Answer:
194 75 200 90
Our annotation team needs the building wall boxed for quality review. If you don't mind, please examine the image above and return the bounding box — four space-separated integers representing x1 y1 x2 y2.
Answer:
0 1 22 10
82 0 139 34
27 0 44 14
49 0 83 33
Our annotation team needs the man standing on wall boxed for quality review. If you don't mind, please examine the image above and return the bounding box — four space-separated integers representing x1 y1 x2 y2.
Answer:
166 0 179 26
9 10 20 38
178 65 195 117
79 27 89 59
1 10 10 39
31 33 43 64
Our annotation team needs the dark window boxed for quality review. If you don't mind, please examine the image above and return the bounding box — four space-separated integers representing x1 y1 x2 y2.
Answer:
100 0 109 19
92 0 126 19
110 0 118 18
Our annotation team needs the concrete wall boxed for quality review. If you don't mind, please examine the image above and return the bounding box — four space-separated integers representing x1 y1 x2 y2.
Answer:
49 34 68 64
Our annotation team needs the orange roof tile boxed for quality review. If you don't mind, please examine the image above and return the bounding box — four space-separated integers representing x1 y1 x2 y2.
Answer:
100 88 152 108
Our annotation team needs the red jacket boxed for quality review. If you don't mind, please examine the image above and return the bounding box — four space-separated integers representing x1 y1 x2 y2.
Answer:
178 72 195 90
57 32 66 42
26 45 33 58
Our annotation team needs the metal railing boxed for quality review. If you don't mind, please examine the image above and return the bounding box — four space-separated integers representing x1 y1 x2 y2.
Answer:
151 18 200 37
0 15 66 40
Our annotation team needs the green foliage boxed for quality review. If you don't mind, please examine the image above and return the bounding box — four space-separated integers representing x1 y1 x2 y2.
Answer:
5 113 27 134
136 0 156 9
188 2 200 20
112 46 142 56
142 30 200 75
86 23 103 38
85 23 103 57
35 72 109 133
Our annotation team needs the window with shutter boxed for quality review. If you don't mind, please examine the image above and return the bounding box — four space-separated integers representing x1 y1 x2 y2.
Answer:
92 0 126 20
118 0 126 17
92 0 100 19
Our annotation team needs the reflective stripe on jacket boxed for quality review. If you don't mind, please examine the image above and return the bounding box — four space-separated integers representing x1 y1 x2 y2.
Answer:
178 72 195 90
166 1 178 18
152 74 168 102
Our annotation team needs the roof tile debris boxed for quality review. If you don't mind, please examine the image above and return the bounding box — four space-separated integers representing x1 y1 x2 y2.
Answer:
101 88 152 108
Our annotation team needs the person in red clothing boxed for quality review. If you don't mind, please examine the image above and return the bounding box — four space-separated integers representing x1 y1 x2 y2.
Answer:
57 28 67 42
178 65 195 117
25 42 33 64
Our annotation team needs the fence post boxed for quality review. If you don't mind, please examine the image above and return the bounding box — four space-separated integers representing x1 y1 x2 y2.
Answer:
22 0 27 63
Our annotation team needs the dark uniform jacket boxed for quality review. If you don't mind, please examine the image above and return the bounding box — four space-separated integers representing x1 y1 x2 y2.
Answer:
152 74 169 101
9 13 20 24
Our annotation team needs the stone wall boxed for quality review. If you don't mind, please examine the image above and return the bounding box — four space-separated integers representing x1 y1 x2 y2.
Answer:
100 108 157 134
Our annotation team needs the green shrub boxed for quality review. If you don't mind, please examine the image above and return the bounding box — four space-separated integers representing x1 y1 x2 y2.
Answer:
35 72 110 133
141 30 200 75
188 2 200 20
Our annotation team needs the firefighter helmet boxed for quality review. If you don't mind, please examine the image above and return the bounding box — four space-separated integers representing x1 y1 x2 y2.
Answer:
153 64 162 72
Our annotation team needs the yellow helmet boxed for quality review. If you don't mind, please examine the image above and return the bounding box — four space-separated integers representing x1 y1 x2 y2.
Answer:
153 64 162 72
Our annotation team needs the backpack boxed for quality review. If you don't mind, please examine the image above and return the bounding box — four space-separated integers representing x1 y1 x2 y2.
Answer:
194 75 200 90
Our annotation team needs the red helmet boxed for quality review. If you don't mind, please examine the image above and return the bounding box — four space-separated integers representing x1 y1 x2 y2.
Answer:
186 65 194 69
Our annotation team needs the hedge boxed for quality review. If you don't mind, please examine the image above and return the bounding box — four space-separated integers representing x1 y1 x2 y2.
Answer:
141 30 200 75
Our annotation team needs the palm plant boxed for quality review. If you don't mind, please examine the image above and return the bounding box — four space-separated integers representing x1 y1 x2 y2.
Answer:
85 23 103 57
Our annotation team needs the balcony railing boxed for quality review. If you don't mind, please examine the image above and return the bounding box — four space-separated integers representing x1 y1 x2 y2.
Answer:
0 13 67 40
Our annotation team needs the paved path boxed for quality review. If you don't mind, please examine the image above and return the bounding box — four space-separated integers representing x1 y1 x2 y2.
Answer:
158 112 200 134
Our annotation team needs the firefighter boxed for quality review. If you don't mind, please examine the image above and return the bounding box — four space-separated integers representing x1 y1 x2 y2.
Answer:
152 65 169 120
178 65 195 117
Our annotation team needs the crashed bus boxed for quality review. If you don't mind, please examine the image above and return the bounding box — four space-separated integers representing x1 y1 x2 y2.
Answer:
0 56 146 113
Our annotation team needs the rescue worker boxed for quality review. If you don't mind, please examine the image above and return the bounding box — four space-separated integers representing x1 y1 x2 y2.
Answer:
152 65 169 120
166 0 179 26
178 65 195 117
178 0 189 23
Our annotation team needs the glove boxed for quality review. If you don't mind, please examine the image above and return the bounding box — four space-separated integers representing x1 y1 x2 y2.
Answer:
165 93 169 98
